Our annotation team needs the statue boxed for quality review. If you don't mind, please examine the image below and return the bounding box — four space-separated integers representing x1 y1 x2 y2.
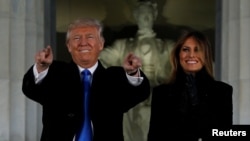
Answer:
99 1 175 141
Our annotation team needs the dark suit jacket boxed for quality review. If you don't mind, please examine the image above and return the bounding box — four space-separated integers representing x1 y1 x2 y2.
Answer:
147 69 233 141
22 60 150 141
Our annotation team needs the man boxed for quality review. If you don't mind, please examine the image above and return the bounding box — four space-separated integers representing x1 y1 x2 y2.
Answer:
22 18 150 141
99 1 174 141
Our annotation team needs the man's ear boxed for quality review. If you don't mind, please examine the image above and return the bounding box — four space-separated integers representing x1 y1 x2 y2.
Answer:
66 43 72 52
99 37 105 50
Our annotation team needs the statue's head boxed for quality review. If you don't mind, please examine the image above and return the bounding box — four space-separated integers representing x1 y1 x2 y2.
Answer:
133 1 158 29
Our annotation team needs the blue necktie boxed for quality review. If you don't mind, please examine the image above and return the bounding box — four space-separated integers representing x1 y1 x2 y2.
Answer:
76 69 92 141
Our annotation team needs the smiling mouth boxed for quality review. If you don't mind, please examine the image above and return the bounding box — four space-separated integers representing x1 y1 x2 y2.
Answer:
186 60 198 64
79 49 90 53
80 50 90 53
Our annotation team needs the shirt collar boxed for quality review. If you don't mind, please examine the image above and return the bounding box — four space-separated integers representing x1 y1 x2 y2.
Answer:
78 61 98 75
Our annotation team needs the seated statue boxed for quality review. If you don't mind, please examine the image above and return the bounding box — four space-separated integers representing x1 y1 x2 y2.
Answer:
99 1 175 141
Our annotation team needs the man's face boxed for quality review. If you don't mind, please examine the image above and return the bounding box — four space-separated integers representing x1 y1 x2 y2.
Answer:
67 26 104 68
136 6 154 29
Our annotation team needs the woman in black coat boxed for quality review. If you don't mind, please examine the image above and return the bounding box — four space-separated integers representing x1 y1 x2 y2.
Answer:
147 31 233 141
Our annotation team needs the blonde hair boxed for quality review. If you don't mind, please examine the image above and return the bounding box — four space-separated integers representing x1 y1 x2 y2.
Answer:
65 18 104 43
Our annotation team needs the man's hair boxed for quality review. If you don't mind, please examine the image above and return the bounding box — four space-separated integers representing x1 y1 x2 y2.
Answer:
66 18 104 43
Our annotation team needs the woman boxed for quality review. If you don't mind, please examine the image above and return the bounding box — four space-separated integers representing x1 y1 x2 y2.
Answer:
99 1 174 141
147 31 233 141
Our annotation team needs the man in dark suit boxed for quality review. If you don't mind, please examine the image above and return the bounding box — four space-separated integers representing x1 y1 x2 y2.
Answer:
22 18 150 141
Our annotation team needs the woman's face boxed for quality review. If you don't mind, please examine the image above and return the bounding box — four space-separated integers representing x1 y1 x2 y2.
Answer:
179 37 204 74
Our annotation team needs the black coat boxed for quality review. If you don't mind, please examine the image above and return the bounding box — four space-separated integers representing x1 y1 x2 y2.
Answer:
148 68 233 141
22 60 150 141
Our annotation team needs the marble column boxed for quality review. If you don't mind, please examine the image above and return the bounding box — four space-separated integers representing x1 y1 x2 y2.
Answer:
0 0 44 141
217 0 250 124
